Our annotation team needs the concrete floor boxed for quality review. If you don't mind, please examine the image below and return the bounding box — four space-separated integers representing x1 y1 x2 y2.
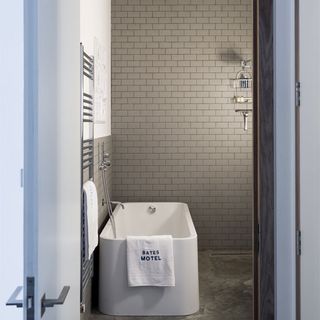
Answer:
90 251 253 320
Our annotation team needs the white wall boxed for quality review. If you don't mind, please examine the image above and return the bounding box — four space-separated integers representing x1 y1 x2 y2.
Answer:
0 1 24 319
274 0 296 319
80 0 111 138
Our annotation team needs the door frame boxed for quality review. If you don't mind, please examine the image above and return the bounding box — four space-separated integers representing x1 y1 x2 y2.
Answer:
21 0 294 318
295 0 301 319
254 1 298 319
295 0 320 319
253 0 275 319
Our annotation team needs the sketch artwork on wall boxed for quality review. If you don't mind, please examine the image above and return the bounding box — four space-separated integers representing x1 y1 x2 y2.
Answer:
94 37 108 124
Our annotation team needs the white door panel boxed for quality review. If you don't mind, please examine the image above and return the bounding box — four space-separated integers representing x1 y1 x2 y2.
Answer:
300 0 320 319
0 1 24 319
25 1 81 319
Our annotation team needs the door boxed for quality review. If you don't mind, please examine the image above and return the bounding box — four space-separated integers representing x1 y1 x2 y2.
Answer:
299 0 320 319
0 1 24 319
24 0 81 319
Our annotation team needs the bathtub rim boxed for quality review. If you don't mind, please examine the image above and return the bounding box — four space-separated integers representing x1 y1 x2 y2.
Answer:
99 202 197 241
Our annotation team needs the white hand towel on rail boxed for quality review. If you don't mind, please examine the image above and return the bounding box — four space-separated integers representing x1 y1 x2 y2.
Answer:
126 235 175 287
83 180 99 260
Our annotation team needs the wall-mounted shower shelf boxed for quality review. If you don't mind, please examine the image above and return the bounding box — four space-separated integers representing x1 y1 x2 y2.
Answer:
235 109 253 113
231 78 252 89
231 60 253 109
233 96 253 104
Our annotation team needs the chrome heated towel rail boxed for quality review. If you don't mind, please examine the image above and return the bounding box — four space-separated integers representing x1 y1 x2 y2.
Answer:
80 43 94 312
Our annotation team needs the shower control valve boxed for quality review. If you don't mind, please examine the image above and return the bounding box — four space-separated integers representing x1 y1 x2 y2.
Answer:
99 160 111 171
104 160 111 167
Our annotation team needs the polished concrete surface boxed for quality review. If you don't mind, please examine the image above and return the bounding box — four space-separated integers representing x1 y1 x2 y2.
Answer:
90 251 253 320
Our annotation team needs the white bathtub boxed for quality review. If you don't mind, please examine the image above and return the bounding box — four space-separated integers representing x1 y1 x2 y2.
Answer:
99 202 199 316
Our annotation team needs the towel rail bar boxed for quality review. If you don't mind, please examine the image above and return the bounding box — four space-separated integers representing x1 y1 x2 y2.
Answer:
82 151 93 158
82 162 93 170
83 93 93 99
83 156 93 162
83 57 93 66
83 57 93 65
83 139 94 144
83 65 93 73
83 51 93 62
83 99 93 105
83 71 93 80
83 154 93 161
82 146 93 152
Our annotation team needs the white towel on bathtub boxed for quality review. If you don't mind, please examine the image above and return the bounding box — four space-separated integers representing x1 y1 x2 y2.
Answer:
126 235 175 287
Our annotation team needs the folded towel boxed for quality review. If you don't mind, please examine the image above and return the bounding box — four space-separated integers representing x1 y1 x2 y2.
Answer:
83 181 99 260
126 235 175 287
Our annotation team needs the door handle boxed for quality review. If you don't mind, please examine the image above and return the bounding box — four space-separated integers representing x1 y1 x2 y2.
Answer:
41 286 70 316
6 286 23 308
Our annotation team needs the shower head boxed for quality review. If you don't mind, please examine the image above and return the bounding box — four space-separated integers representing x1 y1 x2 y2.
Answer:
219 48 243 63
219 49 251 68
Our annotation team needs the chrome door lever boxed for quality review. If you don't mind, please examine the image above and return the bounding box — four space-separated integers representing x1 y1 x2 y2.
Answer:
41 286 70 317
6 286 23 308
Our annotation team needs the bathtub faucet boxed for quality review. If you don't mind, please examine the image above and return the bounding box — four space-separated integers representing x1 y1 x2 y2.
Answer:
111 201 125 209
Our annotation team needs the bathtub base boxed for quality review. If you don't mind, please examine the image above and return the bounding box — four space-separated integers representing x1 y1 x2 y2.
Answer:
99 237 199 316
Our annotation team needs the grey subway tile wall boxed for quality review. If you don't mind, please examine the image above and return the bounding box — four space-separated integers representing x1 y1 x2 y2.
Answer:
111 0 253 250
